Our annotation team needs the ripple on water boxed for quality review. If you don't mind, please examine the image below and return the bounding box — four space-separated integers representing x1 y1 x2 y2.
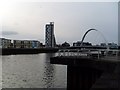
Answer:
2 54 67 88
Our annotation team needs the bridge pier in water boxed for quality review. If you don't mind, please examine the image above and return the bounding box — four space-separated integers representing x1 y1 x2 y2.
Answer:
50 56 120 90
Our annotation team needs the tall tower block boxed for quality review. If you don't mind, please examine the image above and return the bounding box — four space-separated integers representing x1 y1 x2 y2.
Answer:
45 22 56 48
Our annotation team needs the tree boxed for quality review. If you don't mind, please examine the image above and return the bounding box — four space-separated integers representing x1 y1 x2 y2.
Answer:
62 42 70 47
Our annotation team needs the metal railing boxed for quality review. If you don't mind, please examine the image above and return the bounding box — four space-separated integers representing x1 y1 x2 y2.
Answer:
57 49 120 59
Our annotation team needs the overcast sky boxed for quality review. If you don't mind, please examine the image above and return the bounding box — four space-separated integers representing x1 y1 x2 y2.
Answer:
1 1 118 45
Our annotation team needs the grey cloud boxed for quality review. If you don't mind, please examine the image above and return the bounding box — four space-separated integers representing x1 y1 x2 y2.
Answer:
2 31 18 36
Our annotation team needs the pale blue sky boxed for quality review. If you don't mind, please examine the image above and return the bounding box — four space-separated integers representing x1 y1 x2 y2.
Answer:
1 1 118 45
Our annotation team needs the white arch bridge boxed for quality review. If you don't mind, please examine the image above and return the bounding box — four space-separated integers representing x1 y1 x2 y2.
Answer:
56 28 120 59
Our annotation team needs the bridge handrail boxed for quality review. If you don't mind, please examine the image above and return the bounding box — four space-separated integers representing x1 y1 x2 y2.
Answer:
57 49 120 59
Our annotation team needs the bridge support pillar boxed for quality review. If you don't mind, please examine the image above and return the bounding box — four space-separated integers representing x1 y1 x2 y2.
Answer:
67 66 102 90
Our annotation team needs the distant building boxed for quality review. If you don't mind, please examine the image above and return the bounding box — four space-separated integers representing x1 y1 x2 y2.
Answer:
0 38 11 48
13 40 41 48
13 40 31 48
45 22 56 48
108 43 118 49
0 38 42 49
73 41 92 47
100 43 107 47
31 40 41 48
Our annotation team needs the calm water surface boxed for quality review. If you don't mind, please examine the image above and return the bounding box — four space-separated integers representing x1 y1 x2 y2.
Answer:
2 53 67 88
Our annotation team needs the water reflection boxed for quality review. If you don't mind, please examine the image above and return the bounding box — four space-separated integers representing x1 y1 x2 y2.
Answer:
43 53 55 88
2 53 67 88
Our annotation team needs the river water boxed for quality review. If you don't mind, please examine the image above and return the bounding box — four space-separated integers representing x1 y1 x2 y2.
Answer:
1 53 67 88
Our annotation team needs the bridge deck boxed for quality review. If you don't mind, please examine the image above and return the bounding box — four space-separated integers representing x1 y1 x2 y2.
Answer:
51 56 120 73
